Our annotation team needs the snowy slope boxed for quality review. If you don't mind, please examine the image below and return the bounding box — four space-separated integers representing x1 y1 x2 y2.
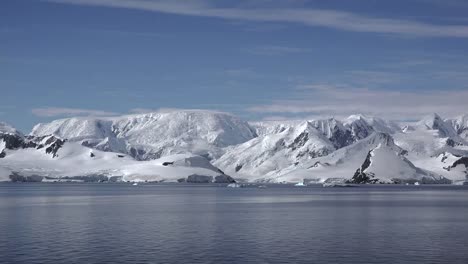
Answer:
0 122 22 136
214 115 404 182
0 141 231 183
31 110 257 160
447 114 468 140
2 111 467 184
350 143 448 184
214 121 335 178
265 132 448 184
394 113 467 156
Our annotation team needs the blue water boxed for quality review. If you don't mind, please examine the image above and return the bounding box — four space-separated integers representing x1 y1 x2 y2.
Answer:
0 183 467 264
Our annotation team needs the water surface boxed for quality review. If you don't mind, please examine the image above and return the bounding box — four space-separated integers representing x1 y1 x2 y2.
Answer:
1 183 467 264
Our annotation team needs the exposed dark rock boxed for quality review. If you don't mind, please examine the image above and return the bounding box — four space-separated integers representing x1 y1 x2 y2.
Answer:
60 175 109 182
186 174 213 183
235 164 243 172
445 138 462 147
0 133 27 149
117 154 125 158
0 151 5 158
329 129 354 149
9 172 43 182
90 152 95 158
289 132 308 151
162 161 174 166
45 137 65 158
214 175 236 183
452 157 468 169
217 168 225 175
296 148 330 159
349 151 379 184
177 178 186 183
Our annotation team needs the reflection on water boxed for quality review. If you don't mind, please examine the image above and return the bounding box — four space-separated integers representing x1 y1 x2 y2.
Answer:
0 183 468 264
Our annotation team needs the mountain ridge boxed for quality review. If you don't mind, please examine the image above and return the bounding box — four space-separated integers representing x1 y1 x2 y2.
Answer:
2 111 468 183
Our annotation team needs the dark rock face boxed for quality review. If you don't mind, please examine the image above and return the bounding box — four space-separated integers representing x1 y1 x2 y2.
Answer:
235 164 243 172
162 162 174 166
452 157 468 170
350 151 378 184
329 129 354 149
0 133 27 149
0 133 66 158
296 148 330 159
59 175 109 182
289 132 309 151
186 174 213 183
44 137 65 158
214 175 236 183
9 172 44 182
348 120 374 141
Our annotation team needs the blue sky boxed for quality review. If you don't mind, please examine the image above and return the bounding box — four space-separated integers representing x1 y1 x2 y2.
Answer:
2 0 468 132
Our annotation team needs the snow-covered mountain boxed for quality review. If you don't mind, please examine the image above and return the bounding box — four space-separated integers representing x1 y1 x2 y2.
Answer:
215 121 336 178
1 119 233 183
2 111 468 184
447 114 468 140
31 110 257 160
215 115 404 181
263 132 448 184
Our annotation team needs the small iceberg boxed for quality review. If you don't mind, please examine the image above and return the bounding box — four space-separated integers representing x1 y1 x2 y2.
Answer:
257 185 267 189
294 182 305 187
132 182 138 186
227 183 243 188
414 182 420 186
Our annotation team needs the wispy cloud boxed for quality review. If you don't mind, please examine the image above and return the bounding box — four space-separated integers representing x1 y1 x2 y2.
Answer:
248 83 468 120
44 0 468 38
128 107 179 114
32 107 119 117
246 45 310 56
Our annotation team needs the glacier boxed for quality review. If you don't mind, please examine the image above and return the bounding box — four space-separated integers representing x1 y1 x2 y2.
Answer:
1 110 468 184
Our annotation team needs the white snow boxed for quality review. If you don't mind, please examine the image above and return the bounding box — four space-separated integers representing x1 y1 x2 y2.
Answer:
0 122 22 136
0 139 5 153
214 121 335 179
1 111 467 184
0 141 224 182
31 110 256 160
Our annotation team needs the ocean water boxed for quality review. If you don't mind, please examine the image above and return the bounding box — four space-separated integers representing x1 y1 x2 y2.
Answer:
0 183 467 264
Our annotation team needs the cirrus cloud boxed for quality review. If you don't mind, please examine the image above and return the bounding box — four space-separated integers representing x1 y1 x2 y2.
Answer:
32 107 119 117
43 0 468 38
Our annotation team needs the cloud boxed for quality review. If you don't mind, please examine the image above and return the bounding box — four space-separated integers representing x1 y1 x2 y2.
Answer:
246 45 310 56
32 107 119 117
248 84 468 120
128 107 181 114
44 0 468 38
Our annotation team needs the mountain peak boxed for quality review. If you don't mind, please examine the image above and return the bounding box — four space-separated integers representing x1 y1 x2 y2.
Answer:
0 122 22 136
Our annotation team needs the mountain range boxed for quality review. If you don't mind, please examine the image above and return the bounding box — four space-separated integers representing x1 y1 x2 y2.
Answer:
1 110 467 184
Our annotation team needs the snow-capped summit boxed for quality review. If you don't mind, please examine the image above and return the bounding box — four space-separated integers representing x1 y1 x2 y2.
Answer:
344 114 400 137
214 120 335 178
309 118 354 149
31 110 257 160
418 113 459 138
0 122 22 136
2 111 468 183
447 114 468 140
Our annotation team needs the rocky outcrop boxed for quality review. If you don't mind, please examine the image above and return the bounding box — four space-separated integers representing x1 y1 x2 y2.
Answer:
350 151 377 184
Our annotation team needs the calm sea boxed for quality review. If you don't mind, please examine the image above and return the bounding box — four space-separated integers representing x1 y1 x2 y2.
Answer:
0 183 467 264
